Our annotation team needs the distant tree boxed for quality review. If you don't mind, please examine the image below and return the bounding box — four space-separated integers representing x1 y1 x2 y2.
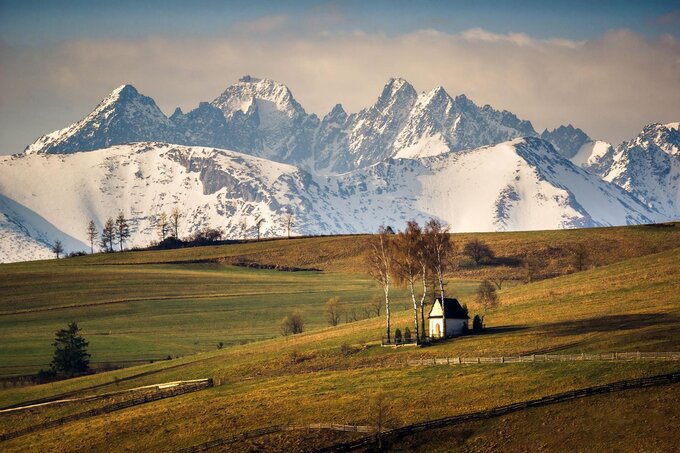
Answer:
188 227 223 246
345 308 359 323
371 393 393 449
280 310 304 336
86 221 97 254
217 341 224 350
157 212 169 241
326 296 344 326
371 293 383 317
283 208 294 239
50 322 90 376
424 218 453 334
463 239 495 266
571 244 589 272
255 218 265 242
404 327 412 342
115 212 130 251
522 252 544 283
170 207 181 239
394 328 402 343
366 226 394 343
239 219 248 241
476 280 499 313
100 218 116 252
51 240 64 259
362 305 373 319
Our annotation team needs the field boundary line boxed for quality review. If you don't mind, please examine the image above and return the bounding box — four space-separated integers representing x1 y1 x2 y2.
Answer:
0 379 210 414
314 371 680 452
176 423 380 453
0 379 212 442
407 351 680 366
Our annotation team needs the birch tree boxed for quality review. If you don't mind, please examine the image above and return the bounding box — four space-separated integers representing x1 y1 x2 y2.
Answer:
424 218 453 336
86 220 97 254
394 220 423 343
366 226 394 343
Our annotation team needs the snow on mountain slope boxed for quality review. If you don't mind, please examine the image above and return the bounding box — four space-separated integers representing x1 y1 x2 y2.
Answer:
333 137 657 232
570 140 614 169
0 138 661 262
24 85 176 155
579 123 680 218
211 76 319 165
0 192 87 262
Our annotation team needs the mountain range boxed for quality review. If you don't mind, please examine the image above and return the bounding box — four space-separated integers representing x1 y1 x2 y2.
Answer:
2 76 678 262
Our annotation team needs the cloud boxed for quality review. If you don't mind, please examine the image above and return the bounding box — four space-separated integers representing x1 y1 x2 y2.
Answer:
1 25 679 154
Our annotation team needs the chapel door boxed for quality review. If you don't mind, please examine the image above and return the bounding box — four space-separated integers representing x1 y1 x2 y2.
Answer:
435 323 441 337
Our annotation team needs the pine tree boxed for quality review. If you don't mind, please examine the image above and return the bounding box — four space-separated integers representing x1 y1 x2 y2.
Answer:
100 218 116 252
50 322 90 376
86 220 97 254
115 212 130 251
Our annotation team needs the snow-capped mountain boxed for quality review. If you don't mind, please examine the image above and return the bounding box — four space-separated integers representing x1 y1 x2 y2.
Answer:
8 76 678 263
24 85 176 155
0 138 661 261
573 123 680 218
541 125 592 159
24 77 540 174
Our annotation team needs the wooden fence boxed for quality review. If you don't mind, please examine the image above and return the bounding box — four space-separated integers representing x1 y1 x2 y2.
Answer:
315 371 680 452
407 351 680 366
177 423 379 453
0 379 212 442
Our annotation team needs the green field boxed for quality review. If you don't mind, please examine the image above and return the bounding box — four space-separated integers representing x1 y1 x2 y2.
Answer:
0 225 679 451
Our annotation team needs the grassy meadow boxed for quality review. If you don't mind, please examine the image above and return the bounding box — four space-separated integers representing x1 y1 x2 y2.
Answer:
0 223 679 451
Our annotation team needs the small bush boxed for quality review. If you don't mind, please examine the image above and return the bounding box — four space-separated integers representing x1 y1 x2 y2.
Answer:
280 310 304 336
404 327 412 342
36 368 56 383
340 343 356 356
473 315 484 332
217 341 224 349
394 328 403 343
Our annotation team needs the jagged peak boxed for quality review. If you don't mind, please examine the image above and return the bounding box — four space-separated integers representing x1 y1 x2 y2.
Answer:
324 103 347 120
375 77 417 109
239 75 262 83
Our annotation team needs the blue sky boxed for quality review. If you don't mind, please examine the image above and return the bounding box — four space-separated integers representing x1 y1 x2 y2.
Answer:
2 0 678 44
0 1 679 154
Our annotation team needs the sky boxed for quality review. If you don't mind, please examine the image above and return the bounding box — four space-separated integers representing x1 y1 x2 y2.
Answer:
1 0 679 154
